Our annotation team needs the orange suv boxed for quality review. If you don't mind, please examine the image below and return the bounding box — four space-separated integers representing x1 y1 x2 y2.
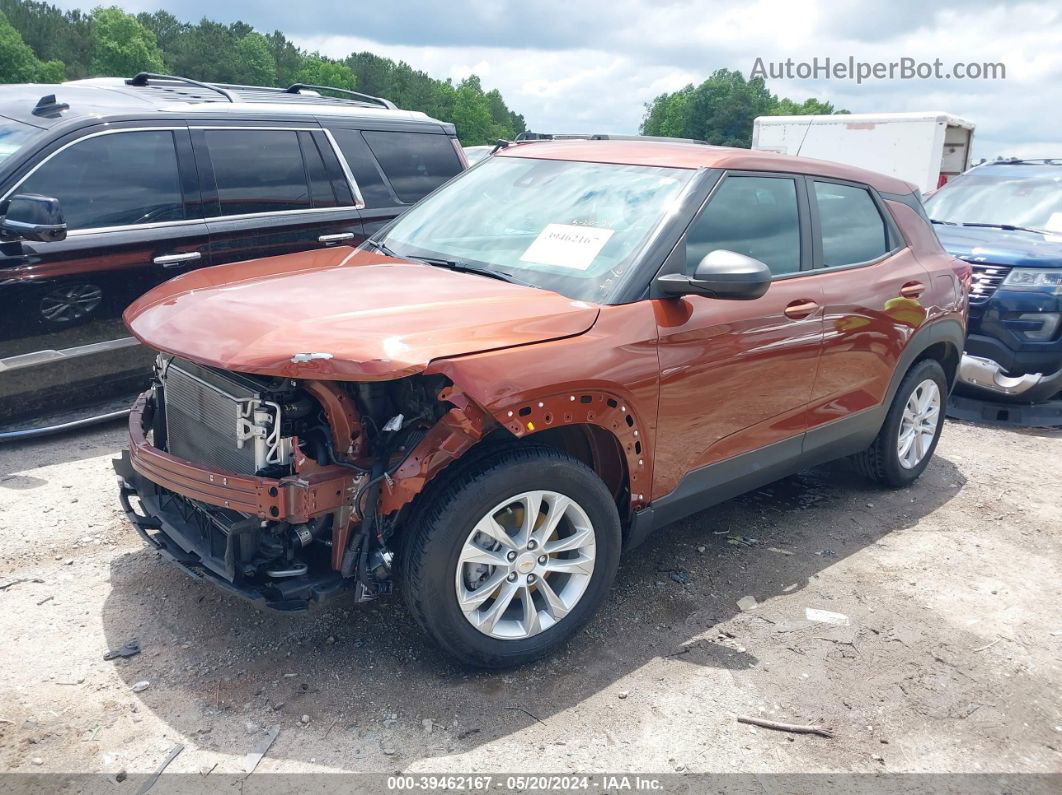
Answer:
114 139 969 667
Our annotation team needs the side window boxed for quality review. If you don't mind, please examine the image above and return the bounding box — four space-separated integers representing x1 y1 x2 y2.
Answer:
686 175 801 276
327 128 395 207
814 181 890 267
16 130 184 230
298 132 338 209
203 129 311 216
361 131 463 204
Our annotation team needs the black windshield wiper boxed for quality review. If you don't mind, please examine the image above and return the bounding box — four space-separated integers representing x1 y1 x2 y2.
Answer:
930 219 957 225
411 255 528 286
368 241 530 286
366 238 400 258
960 222 1049 235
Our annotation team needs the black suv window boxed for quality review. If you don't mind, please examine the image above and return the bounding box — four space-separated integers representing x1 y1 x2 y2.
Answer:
362 131 462 204
16 130 184 230
687 175 801 276
327 129 394 207
814 181 890 267
204 129 313 216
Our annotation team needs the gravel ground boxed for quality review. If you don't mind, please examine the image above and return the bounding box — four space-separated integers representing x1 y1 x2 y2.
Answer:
0 417 1059 780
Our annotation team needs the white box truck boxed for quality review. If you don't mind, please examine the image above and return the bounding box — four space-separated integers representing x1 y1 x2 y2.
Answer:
752 112 975 194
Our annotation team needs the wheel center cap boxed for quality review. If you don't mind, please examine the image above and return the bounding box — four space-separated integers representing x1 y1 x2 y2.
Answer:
515 554 537 574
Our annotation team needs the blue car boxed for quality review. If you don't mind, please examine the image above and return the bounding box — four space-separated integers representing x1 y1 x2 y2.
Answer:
926 159 1062 405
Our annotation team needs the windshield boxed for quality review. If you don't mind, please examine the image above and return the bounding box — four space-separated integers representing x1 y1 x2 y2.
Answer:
926 167 1062 233
0 118 40 165
376 155 695 302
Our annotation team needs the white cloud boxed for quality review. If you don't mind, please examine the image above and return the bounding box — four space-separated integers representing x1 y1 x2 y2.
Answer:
51 0 1062 159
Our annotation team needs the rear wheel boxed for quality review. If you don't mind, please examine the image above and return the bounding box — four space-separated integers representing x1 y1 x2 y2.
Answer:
854 358 947 487
400 445 621 668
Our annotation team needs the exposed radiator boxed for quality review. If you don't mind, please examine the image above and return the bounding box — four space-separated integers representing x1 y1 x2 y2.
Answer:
162 360 259 475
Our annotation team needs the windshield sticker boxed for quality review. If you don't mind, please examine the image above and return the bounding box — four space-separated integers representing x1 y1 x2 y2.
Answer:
520 224 615 270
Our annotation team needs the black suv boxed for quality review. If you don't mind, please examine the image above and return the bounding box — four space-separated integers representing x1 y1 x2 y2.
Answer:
0 74 465 437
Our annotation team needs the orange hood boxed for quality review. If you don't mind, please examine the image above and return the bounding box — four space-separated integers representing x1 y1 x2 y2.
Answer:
124 247 600 380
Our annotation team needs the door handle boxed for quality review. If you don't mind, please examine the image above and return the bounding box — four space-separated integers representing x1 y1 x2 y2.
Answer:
783 299 819 319
153 252 202 268
899 281 926 299
318 233 356 244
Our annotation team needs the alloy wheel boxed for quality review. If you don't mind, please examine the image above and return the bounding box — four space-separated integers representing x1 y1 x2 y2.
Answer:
40 283 103 323
897 378 941 469
454 490 596 640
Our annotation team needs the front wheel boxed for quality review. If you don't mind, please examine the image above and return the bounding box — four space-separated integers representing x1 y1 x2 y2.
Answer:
400 445 622 668
854 358 948 487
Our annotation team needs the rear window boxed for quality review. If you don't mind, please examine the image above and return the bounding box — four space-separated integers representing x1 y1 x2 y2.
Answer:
361 131 462 204
327 128 395 207
204 129 311 216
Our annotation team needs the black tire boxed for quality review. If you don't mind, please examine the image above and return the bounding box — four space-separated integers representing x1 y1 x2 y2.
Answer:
400 444 622 668
853 358 948 487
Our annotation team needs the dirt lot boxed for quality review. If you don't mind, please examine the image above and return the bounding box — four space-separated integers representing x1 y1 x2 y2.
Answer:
0 417 1060 780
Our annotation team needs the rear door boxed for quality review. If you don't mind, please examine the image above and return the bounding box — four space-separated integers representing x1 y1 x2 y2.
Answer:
192 124 363 266
804 178 931 433
325 127 464 239
0 124 208 427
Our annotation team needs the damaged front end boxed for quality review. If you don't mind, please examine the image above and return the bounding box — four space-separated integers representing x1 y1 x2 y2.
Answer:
114 355 494 611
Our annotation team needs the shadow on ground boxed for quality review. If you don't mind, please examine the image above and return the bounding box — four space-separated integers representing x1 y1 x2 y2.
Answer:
99 455 966 761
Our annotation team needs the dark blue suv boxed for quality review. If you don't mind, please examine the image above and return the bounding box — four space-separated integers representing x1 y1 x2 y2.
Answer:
926 159 1062 405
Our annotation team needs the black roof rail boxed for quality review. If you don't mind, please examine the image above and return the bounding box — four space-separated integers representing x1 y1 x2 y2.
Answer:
283 83 396 110
515 132 710 145
994 157 1062 165
32 94 70 117
127 72 238 102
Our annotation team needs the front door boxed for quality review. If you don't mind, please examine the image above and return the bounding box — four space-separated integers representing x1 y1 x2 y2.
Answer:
652 173 824 499
0 126 208 426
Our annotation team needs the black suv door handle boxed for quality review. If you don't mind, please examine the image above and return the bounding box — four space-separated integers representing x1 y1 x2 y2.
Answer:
318 233 355 244
153 252 202 268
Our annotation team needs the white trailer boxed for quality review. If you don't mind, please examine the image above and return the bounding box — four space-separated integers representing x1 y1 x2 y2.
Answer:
752 112 975 194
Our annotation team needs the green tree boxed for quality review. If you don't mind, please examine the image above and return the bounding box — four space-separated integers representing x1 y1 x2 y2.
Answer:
0 9 65 82
232 32 275 86
0 9 43 81
164 19 239 83
452 75 494 145
90 6 163 77
771 96 837 115
0 2 528 128
296 55 357 90
1 0 91 78
641 68 846 147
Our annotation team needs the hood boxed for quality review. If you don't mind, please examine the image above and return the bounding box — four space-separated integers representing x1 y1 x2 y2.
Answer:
124 247 600 380
934 224 1062 268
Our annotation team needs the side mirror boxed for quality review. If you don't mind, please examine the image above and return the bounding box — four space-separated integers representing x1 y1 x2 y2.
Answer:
656 249 771 300
1 194 67 242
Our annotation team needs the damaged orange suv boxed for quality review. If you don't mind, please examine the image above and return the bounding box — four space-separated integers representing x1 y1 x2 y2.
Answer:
115 139 969 667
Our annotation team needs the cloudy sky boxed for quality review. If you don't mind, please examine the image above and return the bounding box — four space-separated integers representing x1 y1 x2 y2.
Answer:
54 0 1062 160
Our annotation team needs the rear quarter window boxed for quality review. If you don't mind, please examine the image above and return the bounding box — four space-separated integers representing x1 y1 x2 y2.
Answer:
361 131 463 204
814 181 890 267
